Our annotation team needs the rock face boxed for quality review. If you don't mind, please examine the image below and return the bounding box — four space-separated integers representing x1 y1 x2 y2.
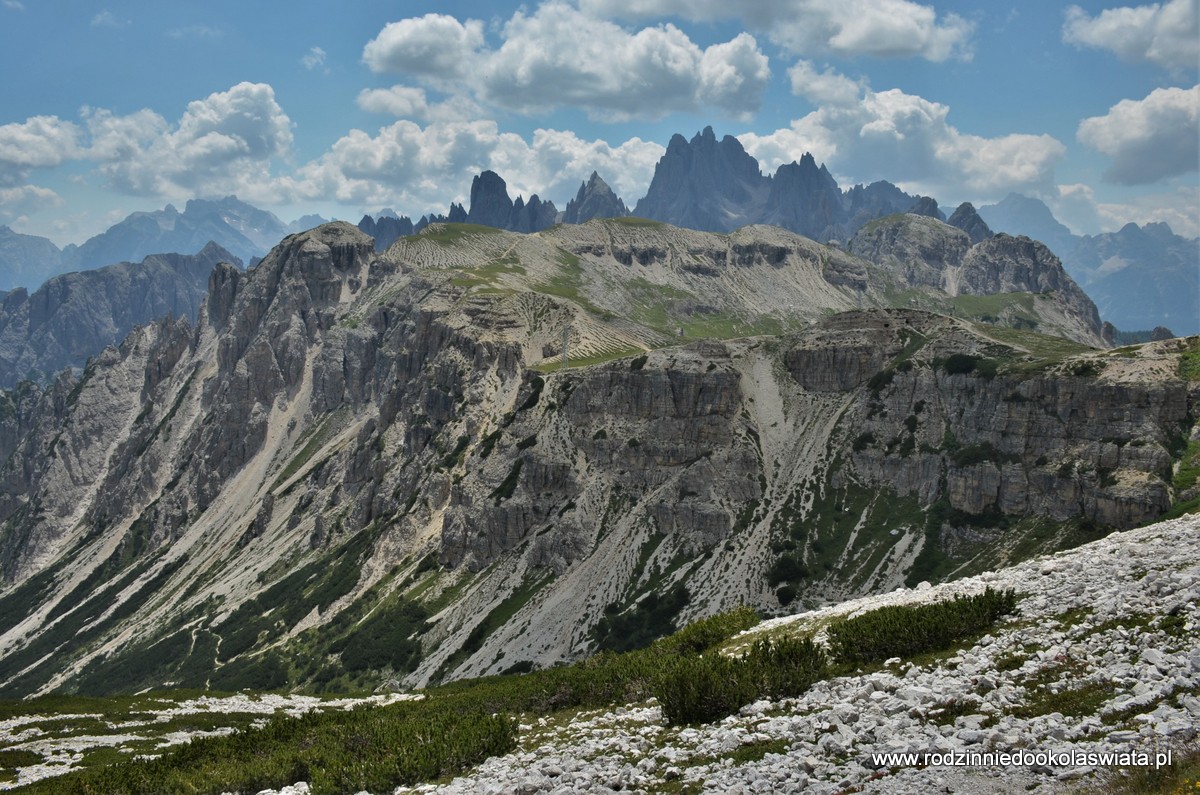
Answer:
0 218 1191 700
762 154 844 241
849 214 1103 344
0 226 64 292
632 128 930 243
563 172 628 224
466 171 558 233
908 196 941 218
0 242 237 388
63 196 290 271
634 127 768 232
946 202 992 244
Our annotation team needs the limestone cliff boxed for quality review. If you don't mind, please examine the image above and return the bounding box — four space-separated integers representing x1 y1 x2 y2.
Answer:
0 219 1192 699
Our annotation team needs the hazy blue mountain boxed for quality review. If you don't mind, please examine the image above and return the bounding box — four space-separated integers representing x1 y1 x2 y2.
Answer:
64 196 288 271
634 126 769 232
977 194 1077 262
979 194 1198 335
0 226 64 291
631 128 926 241
0 242 237 387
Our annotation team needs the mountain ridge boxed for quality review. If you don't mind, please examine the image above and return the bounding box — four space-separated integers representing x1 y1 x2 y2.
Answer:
0 217 1189 699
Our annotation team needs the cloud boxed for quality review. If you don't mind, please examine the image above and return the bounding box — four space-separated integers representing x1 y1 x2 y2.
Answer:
87 82 293 201
788 60 864 106
697 34 772 119
1063 0 1199 72
91 10 128 28
283 119 663 214
0 115 81 186
357 86 430 117
362 13 485 80
1077 85 1200 184
1094 185 1200 238
579 0 974 61
355 86 483 123
740 87 1065 199
362 4 771 121
3 1 25 10
0 185 63 224
302 46 328 72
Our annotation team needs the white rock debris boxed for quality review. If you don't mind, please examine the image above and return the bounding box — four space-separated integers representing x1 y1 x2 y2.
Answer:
392 513 1199 794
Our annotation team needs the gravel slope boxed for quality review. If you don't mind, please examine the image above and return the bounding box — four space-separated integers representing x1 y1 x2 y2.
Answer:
395 513 1199 794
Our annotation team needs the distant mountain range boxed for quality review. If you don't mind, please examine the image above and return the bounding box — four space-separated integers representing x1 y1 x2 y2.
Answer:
2 132 1194 336
979 194 1199 335
0 197 323 292
0 243 237 388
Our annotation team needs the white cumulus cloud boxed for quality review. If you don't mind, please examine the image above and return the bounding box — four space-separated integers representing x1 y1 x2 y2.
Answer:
1077 85 1200 184
1063 0 1199 72
88 82 294 201
362 3 771 121
355 86 483 123
362 14 485 80
283 119 663 216
579 0 974 61
0 115 81 186
740 87 1064 199
788 61 864 106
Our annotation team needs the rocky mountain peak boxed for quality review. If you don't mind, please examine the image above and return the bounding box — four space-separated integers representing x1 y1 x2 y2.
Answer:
468 171 515 229
634 128 768 232
908 196 941 218
764 156 843 241
563 171 628 224
946 202 992 244
463 171 555 233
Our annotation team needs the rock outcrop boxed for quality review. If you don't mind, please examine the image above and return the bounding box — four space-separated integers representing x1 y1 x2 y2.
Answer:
0 242 237 388
0 218 1191 700
466 171 557 233
946 201 992 244
563 172 628 224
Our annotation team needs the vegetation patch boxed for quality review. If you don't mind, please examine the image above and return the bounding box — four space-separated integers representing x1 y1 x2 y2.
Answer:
1179 337 1200 382
826 587 1018 666
18 703 516 795
655 635 828 726
593 583 690 653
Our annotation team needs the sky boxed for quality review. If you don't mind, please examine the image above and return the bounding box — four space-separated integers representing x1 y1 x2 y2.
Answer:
0 0 1197 246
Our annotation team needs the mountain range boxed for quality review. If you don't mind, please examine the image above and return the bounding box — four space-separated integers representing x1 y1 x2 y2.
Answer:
2 128 1193 336
0 197 321 293
0 207 1190 698
0 243 237 388
979 194 1198 336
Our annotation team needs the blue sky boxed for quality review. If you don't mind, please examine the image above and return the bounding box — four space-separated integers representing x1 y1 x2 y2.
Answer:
1 0 1196 245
